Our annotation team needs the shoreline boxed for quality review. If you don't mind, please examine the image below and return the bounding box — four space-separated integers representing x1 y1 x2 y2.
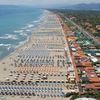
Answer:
0 11 76 100
0 10 46 62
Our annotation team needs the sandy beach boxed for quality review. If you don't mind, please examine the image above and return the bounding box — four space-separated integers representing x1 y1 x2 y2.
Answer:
0 11 78 100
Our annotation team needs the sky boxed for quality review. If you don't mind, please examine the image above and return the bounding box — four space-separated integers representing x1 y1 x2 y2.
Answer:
0 0 100 7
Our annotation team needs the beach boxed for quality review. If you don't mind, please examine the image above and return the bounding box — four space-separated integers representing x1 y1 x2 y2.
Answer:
0 11 78 100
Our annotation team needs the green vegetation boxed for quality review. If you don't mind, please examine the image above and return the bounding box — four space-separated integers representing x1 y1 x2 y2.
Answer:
63 91 100 100
53 9 100 38
64 92 74 97
70 91 100 100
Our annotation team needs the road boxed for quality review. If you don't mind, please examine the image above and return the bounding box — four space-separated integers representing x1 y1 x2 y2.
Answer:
59 13 100 45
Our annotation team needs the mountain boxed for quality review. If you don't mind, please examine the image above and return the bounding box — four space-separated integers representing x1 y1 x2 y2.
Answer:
62 3 100 10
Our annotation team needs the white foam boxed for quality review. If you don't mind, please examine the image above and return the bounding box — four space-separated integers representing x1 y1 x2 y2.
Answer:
27 24 34 28
19 32 28 36
0 34 18 40
25 29 31 32
7 46 11 51
33 20 39 23
0 44 11 47
14 30 24 33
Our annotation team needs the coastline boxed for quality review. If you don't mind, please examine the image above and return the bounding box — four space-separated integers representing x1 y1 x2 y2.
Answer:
0 11 75 100
0 10 49 82
0 10 46 62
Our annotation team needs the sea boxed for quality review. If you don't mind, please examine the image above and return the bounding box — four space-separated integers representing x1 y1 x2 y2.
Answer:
0 6 44 59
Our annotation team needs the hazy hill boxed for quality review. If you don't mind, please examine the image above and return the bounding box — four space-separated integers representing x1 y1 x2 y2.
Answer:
63 3 100 10
0 3 100 10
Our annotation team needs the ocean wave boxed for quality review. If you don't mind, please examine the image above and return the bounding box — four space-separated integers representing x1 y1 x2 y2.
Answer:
27 24 34 28
20 19 40 32
0 34 18 40
7 46 11 51
15 37 29 49
0 44 15 51
14 30 24 33
25 29 31 32
0 44 11 47
19 32 28 36
20 25 33 31
33 20 39 23
21 27 27 30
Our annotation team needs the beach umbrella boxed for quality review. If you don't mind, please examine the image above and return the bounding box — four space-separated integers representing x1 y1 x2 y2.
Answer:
1 92 5 95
